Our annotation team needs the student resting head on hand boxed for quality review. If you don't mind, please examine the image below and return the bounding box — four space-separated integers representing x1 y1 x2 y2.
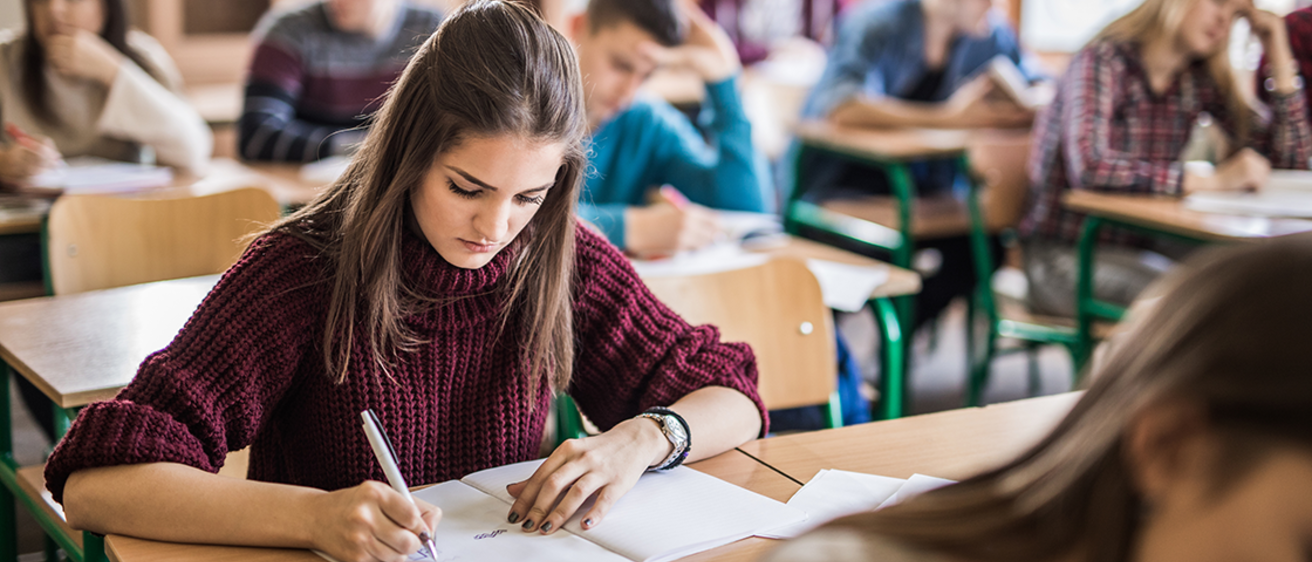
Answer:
45 3 766 562
1019 0 1312 318
566 0 775 259
765 232 1312 562
0 0 212 185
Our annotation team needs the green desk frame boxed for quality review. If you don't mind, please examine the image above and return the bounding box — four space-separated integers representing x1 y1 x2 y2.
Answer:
785 141 962 417
1073 216 1206 370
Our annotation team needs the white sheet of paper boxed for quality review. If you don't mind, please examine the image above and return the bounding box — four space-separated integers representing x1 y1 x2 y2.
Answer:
1184 191 1312 218
461 460 806 562
804 259 889 313
756 469 906 539
876 474 956 510
716 210 782 240
26 156 173 193
629 243 771 278
300 155 352 185
1265 170 1312 193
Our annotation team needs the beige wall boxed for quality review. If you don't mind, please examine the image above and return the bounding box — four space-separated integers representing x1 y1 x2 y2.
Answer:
0 2 21 32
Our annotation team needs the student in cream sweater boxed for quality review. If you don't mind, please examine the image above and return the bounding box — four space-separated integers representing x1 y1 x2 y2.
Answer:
0 0 211 185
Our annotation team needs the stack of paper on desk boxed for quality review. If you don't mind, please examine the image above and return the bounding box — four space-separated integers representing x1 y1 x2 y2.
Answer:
24 156 173 194
320 459 806 562
756 470 955 539
631 244 889 313
1184 170 1312 217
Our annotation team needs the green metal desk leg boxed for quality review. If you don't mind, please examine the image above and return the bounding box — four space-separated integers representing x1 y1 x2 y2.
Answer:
83 532 108 562
872 297 905 420
2 363 17 562
883 163 918 341
1074 216 1105 372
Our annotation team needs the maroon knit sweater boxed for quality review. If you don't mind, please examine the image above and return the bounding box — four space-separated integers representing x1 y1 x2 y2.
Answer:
44 224 765 503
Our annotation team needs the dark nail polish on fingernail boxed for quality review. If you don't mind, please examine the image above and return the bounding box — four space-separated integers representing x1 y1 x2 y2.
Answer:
540 522 553 533
508 512 520 524
522 519 535 530
583 518 593 528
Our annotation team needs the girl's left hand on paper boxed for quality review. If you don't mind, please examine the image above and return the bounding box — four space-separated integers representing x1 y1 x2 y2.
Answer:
44 29 124 86
506 417 672 535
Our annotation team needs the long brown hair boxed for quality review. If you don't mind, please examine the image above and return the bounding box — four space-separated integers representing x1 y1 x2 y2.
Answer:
1095 0 1251 142
820 233 1312 562
21 0 162 128
263 0 587 400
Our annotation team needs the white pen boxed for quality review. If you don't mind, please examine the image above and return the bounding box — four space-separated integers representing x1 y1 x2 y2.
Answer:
361 409 440 560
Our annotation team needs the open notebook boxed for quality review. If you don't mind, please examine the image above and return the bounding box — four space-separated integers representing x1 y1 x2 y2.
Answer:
316 459 805 562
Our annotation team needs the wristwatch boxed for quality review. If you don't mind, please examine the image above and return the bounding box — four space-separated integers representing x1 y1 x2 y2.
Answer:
637 407 691 471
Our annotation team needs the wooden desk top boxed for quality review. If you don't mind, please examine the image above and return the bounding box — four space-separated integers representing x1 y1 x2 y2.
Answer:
1063 190 1312 242
757 236 921 298
0 275 218 408
740 393 1082 484
794 121 1030 163
104 449 799 562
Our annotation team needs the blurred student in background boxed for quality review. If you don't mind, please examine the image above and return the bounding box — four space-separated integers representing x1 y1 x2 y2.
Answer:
0 0 212 443
797 0 1047 330
765 232 1312 562
238 0 442 162
1259 5 1311 124
1020 0 1310 318
568 0 773 258
0 0 211 185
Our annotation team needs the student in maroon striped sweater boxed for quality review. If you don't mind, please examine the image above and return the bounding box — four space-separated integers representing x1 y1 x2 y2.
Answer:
238 0 444 162
46 3 766 562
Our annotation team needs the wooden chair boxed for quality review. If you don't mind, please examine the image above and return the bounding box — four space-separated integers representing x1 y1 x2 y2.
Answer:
45 187 281 295
962 136 1087 406
556 259 841 441
18 188 278 562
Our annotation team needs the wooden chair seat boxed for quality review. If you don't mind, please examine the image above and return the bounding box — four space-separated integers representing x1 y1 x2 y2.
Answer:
819 192 1019 241
819 196 972 240
995 294 1120 341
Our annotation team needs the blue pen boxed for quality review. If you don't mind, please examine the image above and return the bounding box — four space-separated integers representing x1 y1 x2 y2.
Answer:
361 409 440 560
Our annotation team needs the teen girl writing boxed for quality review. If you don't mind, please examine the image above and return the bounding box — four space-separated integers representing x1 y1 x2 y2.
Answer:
43 3 765 562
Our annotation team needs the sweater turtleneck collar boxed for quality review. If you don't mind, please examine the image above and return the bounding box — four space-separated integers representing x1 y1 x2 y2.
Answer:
399 224 515 299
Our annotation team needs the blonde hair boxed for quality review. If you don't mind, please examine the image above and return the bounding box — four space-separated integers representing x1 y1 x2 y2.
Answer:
1096 0 1251 142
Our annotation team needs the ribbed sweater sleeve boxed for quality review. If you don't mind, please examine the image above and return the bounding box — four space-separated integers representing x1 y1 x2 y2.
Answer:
44 233 327 503
567 226 768 436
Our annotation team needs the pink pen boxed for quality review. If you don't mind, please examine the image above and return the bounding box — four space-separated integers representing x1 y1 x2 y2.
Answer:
659 185 690 210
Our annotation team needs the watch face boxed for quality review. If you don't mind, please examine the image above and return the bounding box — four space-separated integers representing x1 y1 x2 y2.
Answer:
665 415 688 444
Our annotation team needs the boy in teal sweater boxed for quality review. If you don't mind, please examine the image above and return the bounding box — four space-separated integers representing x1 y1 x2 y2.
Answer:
567 0 773 257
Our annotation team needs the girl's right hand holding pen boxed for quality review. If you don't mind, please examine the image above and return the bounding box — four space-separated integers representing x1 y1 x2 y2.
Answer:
1 124 62 185
309 481 442 562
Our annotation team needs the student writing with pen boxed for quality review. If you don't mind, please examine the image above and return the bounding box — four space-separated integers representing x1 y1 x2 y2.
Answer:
43 3 766 562
0 0 211 186
569 0 774 258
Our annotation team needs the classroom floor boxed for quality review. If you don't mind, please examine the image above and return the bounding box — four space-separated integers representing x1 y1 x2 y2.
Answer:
7 298 1074 557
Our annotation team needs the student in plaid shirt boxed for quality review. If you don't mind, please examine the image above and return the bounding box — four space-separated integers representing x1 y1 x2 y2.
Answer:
1019 0 1311 317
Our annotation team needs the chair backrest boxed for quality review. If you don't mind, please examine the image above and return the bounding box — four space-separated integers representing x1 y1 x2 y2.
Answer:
969 131 1034 231
46 187 282 295
641 259 837 411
